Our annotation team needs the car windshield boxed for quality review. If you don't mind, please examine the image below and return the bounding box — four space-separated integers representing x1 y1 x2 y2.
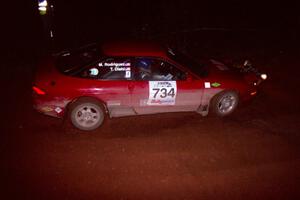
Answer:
56 43 102 75
167 49 207 77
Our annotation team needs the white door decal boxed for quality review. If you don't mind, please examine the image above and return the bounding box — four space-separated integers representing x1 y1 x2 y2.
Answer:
148 81 177 105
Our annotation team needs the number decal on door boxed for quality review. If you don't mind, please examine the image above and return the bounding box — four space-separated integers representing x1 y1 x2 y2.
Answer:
148 81 177 105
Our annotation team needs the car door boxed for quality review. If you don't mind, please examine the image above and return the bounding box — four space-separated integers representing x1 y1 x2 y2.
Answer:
130 57 204 115
76 57 136 117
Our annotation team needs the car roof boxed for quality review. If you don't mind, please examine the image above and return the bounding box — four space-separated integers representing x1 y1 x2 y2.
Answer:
101 41 168 58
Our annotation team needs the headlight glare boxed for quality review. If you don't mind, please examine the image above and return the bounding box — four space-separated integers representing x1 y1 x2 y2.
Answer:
261 73 267 80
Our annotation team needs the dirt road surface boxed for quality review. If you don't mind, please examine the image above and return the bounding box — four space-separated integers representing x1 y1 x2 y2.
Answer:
1 53 300 200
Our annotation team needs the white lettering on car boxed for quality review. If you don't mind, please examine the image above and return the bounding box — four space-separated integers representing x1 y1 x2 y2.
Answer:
98 62 132 78
98 62 131 67
125 70 131 78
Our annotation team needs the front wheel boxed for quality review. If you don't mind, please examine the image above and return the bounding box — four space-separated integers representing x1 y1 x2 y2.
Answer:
210 91 239 117
69 99 105 131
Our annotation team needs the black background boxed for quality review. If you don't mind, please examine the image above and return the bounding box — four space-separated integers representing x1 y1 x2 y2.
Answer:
6 0 300 56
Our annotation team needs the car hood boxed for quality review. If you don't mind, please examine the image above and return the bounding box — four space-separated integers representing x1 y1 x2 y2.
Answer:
204 59 245 83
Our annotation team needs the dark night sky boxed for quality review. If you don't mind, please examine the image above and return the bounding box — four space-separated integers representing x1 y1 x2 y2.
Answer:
53 1 299 28
5 0 300 55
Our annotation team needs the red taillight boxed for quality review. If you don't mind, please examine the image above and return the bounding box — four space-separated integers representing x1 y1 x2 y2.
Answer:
33 86 46 95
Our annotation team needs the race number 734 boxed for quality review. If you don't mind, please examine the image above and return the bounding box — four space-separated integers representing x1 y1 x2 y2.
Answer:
152 88 175 98
148 81 177 105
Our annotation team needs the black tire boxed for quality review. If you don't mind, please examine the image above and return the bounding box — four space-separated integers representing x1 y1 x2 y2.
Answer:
210 90 239 117
69 98 105 131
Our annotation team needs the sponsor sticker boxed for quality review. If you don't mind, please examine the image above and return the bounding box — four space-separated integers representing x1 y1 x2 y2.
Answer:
107 101 121 106
41 106 53 112
204 82 211 88
54 107 62 113
89 68 99 76
211 82 221 87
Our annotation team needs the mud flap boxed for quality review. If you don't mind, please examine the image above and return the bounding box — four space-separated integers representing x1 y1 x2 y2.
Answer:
196 88 223 116
196 104 209 116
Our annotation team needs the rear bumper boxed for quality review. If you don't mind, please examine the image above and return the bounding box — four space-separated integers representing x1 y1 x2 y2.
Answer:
33 95 71 118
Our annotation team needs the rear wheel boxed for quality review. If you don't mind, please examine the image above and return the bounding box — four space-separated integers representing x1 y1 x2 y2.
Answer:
210 91 239 117
69 98 105 131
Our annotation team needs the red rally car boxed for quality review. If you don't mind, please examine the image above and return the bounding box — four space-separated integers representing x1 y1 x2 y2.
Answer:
33 41 267 131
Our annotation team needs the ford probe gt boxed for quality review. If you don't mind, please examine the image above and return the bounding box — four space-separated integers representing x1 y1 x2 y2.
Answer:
33 41 266 131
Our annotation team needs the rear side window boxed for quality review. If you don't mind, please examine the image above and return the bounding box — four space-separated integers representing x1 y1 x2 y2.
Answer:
56 44 101 74
79 57 132 80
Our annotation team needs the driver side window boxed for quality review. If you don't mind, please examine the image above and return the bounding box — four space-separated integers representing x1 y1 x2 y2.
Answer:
134 57 186 81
